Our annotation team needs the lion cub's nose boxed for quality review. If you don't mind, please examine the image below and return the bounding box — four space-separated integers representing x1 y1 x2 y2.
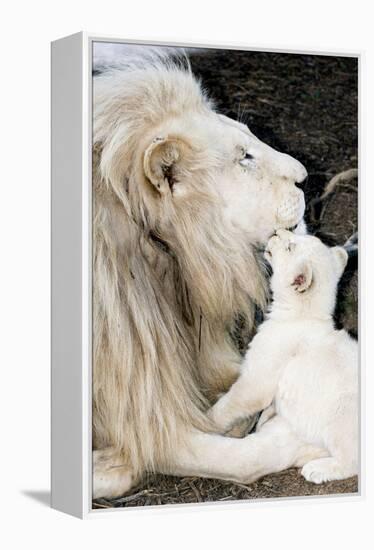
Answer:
275 229 291 239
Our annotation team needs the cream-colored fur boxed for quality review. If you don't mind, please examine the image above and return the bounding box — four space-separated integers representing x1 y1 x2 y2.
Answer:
92 53 309 499
210 230 358 484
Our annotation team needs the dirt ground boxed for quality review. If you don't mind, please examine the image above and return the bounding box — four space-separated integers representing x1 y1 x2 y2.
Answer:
92 48 358 510
93 469 358 509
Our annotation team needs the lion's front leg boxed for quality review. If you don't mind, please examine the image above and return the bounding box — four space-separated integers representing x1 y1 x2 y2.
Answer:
93 447 138 499
165 417 327 485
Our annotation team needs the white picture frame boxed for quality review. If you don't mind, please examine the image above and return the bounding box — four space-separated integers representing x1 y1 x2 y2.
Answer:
51 32 362 519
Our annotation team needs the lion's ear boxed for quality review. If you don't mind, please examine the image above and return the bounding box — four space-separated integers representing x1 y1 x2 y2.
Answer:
290 260 313 293
143 136 190 195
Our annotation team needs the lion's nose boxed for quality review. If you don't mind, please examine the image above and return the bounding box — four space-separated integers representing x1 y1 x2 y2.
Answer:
295 175 308 190
274 152 307 186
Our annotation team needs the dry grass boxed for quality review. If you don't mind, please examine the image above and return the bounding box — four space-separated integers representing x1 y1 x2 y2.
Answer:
93 470 358 508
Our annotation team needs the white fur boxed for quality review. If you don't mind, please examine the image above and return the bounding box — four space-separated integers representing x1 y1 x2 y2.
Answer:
210 230 358 484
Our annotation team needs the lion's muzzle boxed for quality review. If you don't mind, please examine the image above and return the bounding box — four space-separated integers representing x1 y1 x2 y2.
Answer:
276 188 305 230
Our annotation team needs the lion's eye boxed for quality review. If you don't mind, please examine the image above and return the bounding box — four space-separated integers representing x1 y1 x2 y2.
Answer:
239 152 254 167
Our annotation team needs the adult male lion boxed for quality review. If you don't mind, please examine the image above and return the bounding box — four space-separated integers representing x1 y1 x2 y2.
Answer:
93 51 312 499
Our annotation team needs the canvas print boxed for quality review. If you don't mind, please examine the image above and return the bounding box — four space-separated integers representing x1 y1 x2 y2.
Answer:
91 42 358 509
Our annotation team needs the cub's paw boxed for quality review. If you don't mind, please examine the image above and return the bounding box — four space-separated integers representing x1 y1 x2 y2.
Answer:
301 457 343 484
225 415 258 438
207 405 230 434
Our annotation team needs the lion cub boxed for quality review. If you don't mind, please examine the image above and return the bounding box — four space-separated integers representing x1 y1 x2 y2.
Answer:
210 229 358 483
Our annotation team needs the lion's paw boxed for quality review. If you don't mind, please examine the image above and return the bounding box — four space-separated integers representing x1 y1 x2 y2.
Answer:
93 448 136 499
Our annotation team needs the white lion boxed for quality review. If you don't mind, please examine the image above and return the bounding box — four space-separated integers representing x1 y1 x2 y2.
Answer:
209 230 358 484
92 50 309 499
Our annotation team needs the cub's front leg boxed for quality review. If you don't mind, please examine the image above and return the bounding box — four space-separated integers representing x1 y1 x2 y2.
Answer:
208 346 280 434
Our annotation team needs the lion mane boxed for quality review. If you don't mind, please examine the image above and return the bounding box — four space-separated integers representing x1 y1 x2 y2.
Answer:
92 54 267 483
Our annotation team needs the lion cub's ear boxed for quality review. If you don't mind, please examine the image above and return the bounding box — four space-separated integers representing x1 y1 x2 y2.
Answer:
331 246 348 278
143 136 191 195
291 260 313 293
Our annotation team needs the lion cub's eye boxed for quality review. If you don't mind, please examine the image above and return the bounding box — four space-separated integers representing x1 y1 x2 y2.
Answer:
287 242 296 252
239 151 254 168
